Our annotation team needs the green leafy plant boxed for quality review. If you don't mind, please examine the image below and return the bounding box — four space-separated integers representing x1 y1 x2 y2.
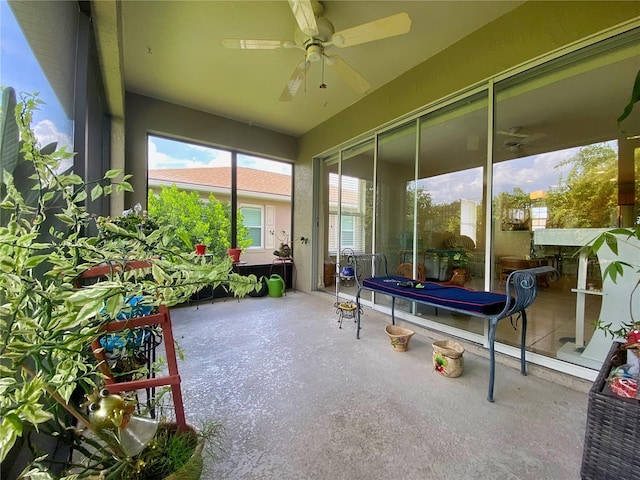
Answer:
129 419 223 479
0 91 257 477
450 251 472 269
147 184 251 258
617 68 640 133
580 227 640 339
98 203 158 237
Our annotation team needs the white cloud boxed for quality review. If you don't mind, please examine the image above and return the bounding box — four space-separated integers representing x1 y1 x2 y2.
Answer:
148 140 175 169
33 119 72 150
494 148 579 194
32 119 73 171
147 138 291 174
148 138 231 169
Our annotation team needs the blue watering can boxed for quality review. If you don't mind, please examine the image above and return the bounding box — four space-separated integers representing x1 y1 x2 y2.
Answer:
341 266 355 278
266 274 285 297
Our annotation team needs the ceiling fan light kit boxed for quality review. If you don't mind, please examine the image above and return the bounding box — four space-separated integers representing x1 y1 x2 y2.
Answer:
306 44 323 63
221 0 412 101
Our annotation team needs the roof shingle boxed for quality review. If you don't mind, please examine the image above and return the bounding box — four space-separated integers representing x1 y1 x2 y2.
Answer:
148 167 291 196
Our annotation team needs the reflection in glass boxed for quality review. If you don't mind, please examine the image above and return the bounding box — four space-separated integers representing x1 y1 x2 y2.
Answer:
337 141 374 300
315 29 639 372
492 44 638 367
376 123 417 312
414 92 488 335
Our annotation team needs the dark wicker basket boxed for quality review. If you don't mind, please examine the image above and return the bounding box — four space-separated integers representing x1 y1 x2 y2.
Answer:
581 342 640 480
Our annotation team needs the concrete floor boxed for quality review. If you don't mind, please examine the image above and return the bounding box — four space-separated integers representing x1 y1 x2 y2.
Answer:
170 291 589 480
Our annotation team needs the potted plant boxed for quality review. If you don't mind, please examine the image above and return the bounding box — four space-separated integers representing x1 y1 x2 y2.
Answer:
270 229 308 258
447 250 472 285
72 388 224 479
0 91 257 478
227 246 242 262
583 228 640 341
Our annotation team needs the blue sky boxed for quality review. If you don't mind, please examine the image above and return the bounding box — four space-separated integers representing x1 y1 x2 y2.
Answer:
1 2 73 164
149 132 614 206
415 146 581 205
418 140 619 205
148 135 292 175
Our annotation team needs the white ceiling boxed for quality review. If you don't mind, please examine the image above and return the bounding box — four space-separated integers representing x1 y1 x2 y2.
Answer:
119 1 525 137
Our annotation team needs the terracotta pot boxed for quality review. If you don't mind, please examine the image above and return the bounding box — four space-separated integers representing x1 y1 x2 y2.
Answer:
227 248 242 263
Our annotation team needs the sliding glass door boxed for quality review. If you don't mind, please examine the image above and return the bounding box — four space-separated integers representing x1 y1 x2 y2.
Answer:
414 92 488 335
492 35 639 367
316 27 639 371
323 141 375 301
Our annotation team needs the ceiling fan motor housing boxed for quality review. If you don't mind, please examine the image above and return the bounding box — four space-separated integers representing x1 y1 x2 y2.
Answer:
295 15 334 47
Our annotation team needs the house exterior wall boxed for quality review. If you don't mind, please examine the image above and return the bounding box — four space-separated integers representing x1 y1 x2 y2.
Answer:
147 182 293 265
206 191 293 265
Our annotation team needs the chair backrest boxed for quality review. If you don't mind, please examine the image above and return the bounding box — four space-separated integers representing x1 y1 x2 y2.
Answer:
347 253 389 288
502 266 558 317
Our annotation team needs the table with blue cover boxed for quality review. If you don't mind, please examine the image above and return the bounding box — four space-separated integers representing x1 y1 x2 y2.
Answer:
349 253 556 402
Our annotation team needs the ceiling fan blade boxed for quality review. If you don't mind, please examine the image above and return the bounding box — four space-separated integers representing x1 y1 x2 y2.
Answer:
497 126 535 139
520 132 546 144
497 130 529 138
325 55 371 94
221 39 287 50
332 12 411 48
288 0 318 37
279 61 310 102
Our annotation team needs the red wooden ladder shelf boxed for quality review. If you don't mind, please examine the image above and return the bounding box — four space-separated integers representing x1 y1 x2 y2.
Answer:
79 261 186 429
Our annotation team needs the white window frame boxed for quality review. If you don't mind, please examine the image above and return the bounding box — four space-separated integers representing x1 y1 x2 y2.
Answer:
240 204 264 249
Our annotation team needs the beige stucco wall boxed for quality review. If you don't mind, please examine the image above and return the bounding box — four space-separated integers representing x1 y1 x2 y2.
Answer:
293 1 640 292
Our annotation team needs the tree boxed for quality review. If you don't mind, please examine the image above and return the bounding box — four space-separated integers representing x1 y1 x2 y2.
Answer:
495 187 531 230
147 185 251 259
546 143 618 228
406 187 433 232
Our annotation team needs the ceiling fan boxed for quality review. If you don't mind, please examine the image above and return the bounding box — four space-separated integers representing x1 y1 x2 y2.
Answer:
221 0 411 101
497 126 546 154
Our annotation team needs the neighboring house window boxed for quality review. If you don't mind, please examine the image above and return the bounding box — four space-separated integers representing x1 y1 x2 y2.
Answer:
531 206 548 230
241 206 263 248
341 215 355 248
328 173 366 254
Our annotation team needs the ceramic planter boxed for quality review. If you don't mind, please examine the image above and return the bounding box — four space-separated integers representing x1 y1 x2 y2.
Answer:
385 324 415 352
